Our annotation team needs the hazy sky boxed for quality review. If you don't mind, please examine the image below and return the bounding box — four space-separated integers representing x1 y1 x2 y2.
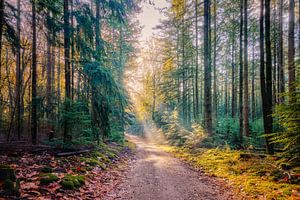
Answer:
137 0 169 41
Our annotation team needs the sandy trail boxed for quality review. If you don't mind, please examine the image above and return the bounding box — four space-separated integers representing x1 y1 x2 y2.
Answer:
104 135 237 200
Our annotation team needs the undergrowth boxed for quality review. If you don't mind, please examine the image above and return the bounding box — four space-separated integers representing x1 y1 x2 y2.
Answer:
162 146 300 200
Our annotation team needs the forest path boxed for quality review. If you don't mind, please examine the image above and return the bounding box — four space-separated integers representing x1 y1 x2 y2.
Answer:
104 134 237 200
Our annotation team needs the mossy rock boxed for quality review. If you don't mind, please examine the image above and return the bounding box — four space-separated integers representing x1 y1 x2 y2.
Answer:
3 179 20 196
61 180 75 190
40 173 59 185
41 166 53 173
0 165 16 181
61 175 85 189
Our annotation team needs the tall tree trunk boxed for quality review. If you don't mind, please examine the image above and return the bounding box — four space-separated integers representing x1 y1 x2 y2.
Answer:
46 12 52 119
71 0 75 100
31 0 37 145
0 0 4 131
278 0 285 103
251 35 256 120
243 0 249 137
16 0 22 140
213 0 217 121
57 35 61 121
195 0 199 122
264 0 274 154
0 0 4 70
63 0 71 142
288 0 295 97
231 29 236 118
239 0 244 145
204 0 212 135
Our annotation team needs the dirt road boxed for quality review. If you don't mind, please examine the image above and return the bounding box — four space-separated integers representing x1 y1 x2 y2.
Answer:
104 135 237 200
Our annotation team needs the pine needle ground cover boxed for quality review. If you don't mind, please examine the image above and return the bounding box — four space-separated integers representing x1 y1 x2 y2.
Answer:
162 146 300 200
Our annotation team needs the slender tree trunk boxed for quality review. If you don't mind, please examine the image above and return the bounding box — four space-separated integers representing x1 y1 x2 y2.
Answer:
152 74 156 121
57 35 61 121
71 0 75 100
64 0 71 142
0 0 4 70
251 35 256 120
31 0 37 145
239 0 244 145
264 0 274 154
243 0 249 137
0 0 4 132
204 0 212 135
213 0 217 121
225 61 228 116
288 0 295 97
278 0 285 103
231 30 236 118
51 32 56 95
46 12 52 119
195 0 199 122
16 0 22 140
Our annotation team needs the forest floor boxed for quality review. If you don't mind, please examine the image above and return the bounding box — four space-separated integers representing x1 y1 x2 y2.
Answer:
0 142 135 199
104 134 237 200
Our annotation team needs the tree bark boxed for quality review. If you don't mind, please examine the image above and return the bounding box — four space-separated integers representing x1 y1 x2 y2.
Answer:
277 0 285 103
264 0 274 154
231 29 236 118
213 0 218 121
63 0 71 142
251 34 256 120
31 0 37 145
288 0 295 97
239 0 244 144
195 0 199 122
16 0 22 140
204 0 212 135
0 0 4 71
243 0 249 137
46 11 52 119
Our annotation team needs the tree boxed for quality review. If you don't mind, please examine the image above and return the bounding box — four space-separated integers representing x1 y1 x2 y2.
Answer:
243 0 249 137
63 0 71 142
261 0 274 154
16 0 22 140
31 0 37 145
204 0 212 135
277 0 285 103
239 0 244 144
194 0 199 121
288 0 295 97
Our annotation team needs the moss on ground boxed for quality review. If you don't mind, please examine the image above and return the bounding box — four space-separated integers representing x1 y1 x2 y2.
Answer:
162 146 300 200
0 165 16 181
3 179 20 196
61 174 85 190
41 166 53 173
39 173 59 185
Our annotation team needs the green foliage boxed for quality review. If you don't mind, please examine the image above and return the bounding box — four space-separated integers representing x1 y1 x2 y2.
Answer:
0 165 16 181
3 179 19 196
41 166 53 173
164 146 300 200
39 173 59 185
61 180 75 190
271 84 300 165
61 175 85 189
